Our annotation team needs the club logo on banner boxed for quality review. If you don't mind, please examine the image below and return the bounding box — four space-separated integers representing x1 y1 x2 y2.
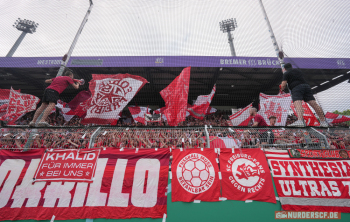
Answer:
172 149 220 202
220 148 276 203
82 74 148 125
176 153 215 194
265 149 350 213
258 93 292 126
0 148 169 220
34 149 100 182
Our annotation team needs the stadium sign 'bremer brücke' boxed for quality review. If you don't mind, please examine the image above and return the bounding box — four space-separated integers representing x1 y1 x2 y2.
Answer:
0 56 348 69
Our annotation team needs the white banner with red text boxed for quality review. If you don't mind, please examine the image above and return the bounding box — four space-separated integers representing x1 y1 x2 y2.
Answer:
266 149 350 213
33 149 100 183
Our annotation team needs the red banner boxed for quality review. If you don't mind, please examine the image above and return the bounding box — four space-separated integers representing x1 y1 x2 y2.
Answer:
265 149 350 213
34 149 100 183
160 67 191 126
0 148 169 220
171 149 220 202
219 148 276 203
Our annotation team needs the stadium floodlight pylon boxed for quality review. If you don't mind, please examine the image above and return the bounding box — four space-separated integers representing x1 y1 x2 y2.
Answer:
258 0 285 69
219 18 238 57
56 0 94 76
6 19 39 57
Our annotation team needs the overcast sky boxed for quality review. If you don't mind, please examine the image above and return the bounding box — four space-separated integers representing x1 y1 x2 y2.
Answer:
0 0 349 111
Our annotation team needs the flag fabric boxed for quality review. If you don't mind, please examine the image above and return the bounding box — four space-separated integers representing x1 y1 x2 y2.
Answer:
67 90 91 110
0 89 20 117
187 84 216 120
206 106 217 114
1 88 40 125
291 101 320 126
258 93 292 126
229 103 253 126
265 149 350 213
128 106 151 125
220 148 276 203
0 148 170 220
154 107 167 121
56 100 75 122
160 67 191 126
325 112 350 124
171 149 220 202
81 74 148 125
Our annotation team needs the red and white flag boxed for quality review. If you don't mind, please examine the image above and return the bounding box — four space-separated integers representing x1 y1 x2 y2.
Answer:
56 100 75 122
265 149 350 213
291 101 320 126
160 67 191 126
220 148 276 203
229 103 253 126
258 93 292 126
172 149 220 202
325 112 350 124
0 88 20 117
154 107 167 121
206 106 217 114
128 106 151 125
187 84 216 120
82 74 148 125
1 88 40 125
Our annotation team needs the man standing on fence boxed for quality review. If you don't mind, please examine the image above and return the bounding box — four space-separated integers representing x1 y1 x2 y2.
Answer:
30 70 81 127
280 63 328 127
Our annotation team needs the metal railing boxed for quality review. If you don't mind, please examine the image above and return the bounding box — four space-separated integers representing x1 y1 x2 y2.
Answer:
1 125 342 151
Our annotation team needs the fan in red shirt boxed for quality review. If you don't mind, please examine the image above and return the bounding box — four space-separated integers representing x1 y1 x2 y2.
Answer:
249 107 268 127
30 70 81 127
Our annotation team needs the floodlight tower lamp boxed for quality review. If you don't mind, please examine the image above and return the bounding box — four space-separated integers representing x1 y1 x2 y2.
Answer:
6 18 39 57
219 18 237 56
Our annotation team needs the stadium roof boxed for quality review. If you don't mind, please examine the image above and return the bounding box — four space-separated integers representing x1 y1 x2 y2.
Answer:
0 56 349 108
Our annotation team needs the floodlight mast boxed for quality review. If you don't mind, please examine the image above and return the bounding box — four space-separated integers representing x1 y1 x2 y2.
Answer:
6 19 39 57
56 0 94 76
258 0 284 69
220 18 237 57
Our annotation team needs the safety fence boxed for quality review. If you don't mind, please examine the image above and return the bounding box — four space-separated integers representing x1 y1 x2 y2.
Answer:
1 126 348 151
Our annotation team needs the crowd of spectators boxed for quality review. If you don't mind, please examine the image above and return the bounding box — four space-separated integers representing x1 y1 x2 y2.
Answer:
1 126 349 151
14 109 303 127
1 108 349 151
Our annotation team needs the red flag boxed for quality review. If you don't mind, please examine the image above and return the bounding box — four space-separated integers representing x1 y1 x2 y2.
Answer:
187 84 216 120
229 103 253 126
1 88 40 125
171 149 220 202
67 90 91 110
160 67 191 126
128 106 151 125
82 74 148 125
291 101 320 126
325 112 350 124
220 148 276 203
